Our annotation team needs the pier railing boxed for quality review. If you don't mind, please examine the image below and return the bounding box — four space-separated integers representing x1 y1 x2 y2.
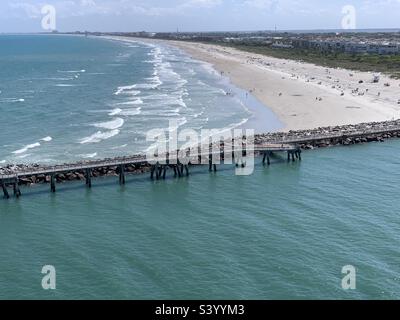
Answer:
2 121 400 198
0 144 297 181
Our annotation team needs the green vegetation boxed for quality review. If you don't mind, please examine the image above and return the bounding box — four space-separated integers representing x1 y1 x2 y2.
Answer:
203 42 400 79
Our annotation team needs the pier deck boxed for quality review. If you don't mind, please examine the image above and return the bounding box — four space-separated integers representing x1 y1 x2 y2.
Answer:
2 120 400 199
0 143 300 198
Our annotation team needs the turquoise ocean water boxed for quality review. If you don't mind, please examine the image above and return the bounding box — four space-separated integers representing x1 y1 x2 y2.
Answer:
0 35 399 300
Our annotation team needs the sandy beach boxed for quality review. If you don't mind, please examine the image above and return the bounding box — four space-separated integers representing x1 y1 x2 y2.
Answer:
111 36 400 131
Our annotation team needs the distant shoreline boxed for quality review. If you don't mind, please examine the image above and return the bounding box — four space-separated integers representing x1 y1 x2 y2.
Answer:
102 35 285 133
165 40 400 131
107 36 400 132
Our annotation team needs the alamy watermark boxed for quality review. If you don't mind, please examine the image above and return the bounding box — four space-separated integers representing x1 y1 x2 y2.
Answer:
341 5 357 30
341 265 356 290
42 265 56 290
146 120 255 176
41 5 57 31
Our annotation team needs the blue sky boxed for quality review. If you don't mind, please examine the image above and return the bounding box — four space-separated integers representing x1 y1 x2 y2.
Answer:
0 0 399 32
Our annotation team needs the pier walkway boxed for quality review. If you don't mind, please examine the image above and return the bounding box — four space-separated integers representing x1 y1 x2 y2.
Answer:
0 143 300 198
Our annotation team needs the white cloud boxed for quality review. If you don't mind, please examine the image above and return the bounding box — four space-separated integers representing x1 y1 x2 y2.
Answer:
6 0 223 19
9 2 42 18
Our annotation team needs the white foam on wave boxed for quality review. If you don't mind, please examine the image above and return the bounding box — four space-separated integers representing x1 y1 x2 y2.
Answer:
44 77 74 81
80 153 98 159
58 70 86 73
79 129 120 144
41 136 53 142
11 135 53 155
12 142 41 155
146 75 163 87
112 144 128 149
108 108 122 116
114 85 141 96
0 98 25 103
115 98 143 106
193 111 204 118
134 83 160 90
93 117 124 130
0 160 6 164
120 107 142 116
167 117 187 133
54 84 80 87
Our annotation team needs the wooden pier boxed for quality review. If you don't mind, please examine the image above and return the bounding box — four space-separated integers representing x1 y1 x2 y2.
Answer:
0 143 300 199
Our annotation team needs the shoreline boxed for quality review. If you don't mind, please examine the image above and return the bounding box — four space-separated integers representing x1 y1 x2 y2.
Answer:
112 37 400 131
102 35 284 134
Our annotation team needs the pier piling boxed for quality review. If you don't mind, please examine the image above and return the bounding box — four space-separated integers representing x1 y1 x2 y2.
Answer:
176 163 182 178
119 165 125 185
85 169 92 188
1 180 10 199
1 142 303 198
184 165 189 176
155 162 160 180
50 174 56 193
13 178 21 198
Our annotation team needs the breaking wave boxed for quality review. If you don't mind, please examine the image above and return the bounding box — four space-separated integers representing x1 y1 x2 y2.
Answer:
79 129 120 144
93 118 124 130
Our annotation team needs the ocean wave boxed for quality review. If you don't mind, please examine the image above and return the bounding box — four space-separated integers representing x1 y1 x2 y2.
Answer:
11 136 53 155
108 108 122 116
79 129 120 144
193 111 204 118
80 153 98 159
146 75 163 86
54 84 83 87
115 99 143 106
112 144 128 150
56 77 74 81
0 160 6 165
114 85 141 96
0 98 25 103
93 117 124 130
134 83 161 90
177 98 187 108
119 107 142 116
12 142 41 155
167 117 187 132
58 70 86 73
